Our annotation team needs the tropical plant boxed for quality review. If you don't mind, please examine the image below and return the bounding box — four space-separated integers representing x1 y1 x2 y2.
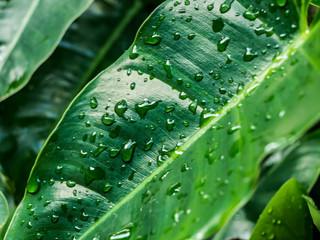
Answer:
0 0 320 239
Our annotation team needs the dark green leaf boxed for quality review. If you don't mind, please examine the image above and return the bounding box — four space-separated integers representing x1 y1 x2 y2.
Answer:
0 0 160 202
5 0 320 239
312 0 320 7
303 195 320 232
214 129 320 240
0 0 92 101
250 179 313 240
0 191 9 229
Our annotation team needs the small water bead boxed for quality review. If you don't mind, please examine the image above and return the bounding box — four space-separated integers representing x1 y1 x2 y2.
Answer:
94 143 107 157
66 180 76 188
129 45 140 59
109 147 120 158
166 119 175 132
217 37 230 52
276 0 287 7
135 99 160 119
36 233 43 240
78 112 85 119
255 24 274 36
90 97 98 109
144 34 162 45
179 92 188 100
55 165 63 174
167 183 182 195
101 113 116 126
163 59 173 79
194 72 204 82
51 215 59 223
144 138 154 151
220 0 234 13
114 100 128 117
184 0 190 5
212 18 225 32
186 16 193 22
85 120 91 127
121 139 137 163
207 3 214 11
243 5 259 21
188 102 198 114
130 82 136 90
243 48 258 62
174 32 181 40
90 132 97 143
188 33 196 40
103 183 113 193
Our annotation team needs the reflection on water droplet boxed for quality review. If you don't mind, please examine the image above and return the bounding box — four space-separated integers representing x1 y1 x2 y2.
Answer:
144 34 162 45
163 59 173 79
135 99 160 119
104 183 113 193
115 100 128 117
243 48 258 62
129 45 140 59
90 97 98 109
27 176 41 194
122 139 137 163
217 37 230 52
101 113 116 126
144 138 154 151
220 0 234 13
167 183 182 195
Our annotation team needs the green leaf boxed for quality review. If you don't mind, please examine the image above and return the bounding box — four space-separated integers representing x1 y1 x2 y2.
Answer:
214 129 320 240
303 195 320 232
0 0 93 102
0 191 9 229
0 0 159 202
311 0 320 7
5 0 320 239
249 179 313 240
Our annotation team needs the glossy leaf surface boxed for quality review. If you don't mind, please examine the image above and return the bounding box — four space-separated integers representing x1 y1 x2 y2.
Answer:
249 179 313 240
0 0 160 202
5 0 320 239
304 195 320 232
0 0 93 101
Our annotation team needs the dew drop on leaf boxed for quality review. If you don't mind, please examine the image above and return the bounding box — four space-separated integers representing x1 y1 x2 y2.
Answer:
90 97 98 109
143 33 162 45
121 139 137 163
163 59 173 79
101 113 116 126
220 0 234 13
114 100 128 117
212 17 225 32
84 166 106 185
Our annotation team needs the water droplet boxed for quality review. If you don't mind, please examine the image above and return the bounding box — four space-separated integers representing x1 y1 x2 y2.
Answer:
255 24 274 36
181 163 190 172
144 138 154 151
109 125 121 139
78 112 85 119
166 119 175 132
276 0 287 7
115 100 128 117
179 92 188 100
220 0 234 13
104 183 113 193
174 32 181 40
188 33 196 40
129 45 140 59
243 5 259 21
27 176 41 194
109 146 120 158
194 72 204 82
81 211 90 221
130 82 136 90
167 183 182 195
217 37 230 52
144 34 162 45
90 97 98 109
51 214 59 223
84 166 106 185
135 99 160 119
207 3 214 11
55 165 63 174
109 227 132 240
165 105 175 113
101 113 116 126
188 101 198 114
36 233 43 240
163 59 173 79
212 18 225 32
243 48 258 62
94 143 107 157
121 139 137 163
66 180 76 188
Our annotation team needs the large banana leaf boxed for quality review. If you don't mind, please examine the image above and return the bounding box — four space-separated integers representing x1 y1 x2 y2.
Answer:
0 0 160 202
0 0 93 102
4 0 320 239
